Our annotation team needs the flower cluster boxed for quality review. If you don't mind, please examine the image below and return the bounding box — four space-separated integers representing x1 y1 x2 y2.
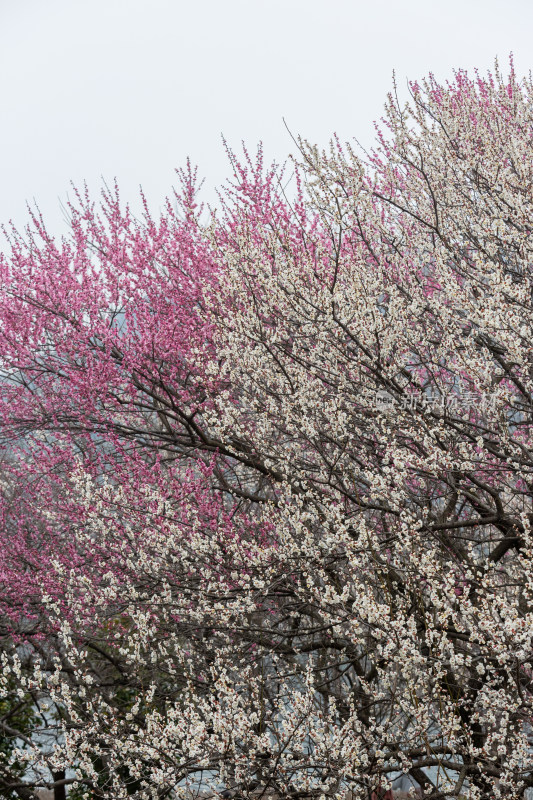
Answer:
0 63 533 799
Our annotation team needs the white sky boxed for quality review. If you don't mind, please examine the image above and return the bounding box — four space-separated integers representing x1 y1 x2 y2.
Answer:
1 0 532 236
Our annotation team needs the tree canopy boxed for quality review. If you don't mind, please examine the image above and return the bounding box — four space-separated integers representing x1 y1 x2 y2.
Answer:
1 63 533 800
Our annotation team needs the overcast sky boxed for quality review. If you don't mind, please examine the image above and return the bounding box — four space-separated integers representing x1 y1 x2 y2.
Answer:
1 0 532 236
